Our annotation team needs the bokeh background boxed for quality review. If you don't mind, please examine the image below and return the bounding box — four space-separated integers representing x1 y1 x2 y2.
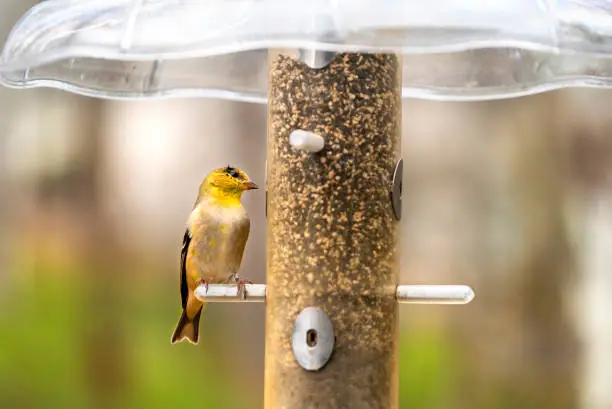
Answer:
2 2 612 409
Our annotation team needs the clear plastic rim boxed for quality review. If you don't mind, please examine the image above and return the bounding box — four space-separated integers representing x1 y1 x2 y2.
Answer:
2 0 612 101
2 72 611 103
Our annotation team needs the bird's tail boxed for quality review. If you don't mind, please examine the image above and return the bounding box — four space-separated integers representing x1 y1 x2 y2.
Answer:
171 306 203 344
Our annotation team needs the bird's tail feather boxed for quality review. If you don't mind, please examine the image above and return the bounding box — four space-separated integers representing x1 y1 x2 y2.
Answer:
171 307 202 344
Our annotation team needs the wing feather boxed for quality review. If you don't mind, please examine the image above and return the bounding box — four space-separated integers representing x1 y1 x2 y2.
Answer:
180 229 191 310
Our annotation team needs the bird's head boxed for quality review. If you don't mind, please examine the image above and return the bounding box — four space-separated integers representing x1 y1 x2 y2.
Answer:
198 165 258 203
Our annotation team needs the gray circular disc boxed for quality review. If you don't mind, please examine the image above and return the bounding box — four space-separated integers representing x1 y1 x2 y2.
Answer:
291 306 335 371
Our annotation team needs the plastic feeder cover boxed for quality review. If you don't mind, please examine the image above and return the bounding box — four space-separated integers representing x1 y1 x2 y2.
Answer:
1 0 612 101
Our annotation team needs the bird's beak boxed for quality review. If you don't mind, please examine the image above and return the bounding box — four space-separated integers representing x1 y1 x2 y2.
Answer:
243 180 259 190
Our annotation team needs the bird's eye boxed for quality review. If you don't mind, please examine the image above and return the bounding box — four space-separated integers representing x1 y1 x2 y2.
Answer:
228 168 239 178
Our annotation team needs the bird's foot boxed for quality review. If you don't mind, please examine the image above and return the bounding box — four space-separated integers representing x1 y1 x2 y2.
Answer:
227 273 252 300
237 278 253 300
198 279 209 294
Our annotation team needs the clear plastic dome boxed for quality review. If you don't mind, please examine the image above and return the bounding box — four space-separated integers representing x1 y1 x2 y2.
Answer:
1 0 612 102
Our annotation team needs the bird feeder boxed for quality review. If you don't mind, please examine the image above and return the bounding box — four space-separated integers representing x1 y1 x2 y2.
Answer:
2 1 612 408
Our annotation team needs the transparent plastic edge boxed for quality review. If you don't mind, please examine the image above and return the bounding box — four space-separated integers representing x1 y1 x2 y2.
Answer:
3 0 612 101
4 0 612 72
2 73 611 103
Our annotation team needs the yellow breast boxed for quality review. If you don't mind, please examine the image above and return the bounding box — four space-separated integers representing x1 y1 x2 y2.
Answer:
186 201 250 283
188 200 247 229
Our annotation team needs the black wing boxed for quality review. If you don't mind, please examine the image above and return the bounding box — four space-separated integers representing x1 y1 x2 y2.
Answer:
180 229 192 310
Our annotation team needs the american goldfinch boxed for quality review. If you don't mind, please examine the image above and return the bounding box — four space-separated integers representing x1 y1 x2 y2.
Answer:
171 165 258 344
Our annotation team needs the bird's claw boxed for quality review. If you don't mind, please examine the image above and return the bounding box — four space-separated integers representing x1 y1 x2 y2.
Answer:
226 273 252 300
198 279 209 294
237 279 252 300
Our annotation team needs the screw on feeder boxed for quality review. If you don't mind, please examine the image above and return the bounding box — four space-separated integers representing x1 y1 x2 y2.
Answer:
306 329 318 347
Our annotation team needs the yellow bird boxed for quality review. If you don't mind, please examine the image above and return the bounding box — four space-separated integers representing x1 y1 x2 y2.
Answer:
171 165 258 344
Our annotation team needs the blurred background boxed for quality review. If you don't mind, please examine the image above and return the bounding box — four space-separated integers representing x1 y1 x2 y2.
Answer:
2 2 612 409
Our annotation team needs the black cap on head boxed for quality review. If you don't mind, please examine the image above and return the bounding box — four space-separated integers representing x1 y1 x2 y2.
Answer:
224 165 239 178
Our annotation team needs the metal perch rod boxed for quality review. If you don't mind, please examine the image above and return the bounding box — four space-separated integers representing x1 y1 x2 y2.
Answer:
195 284 475 304
195 284 267 302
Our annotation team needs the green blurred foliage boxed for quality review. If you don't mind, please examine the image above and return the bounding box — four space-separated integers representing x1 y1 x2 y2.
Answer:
399 327 458 409
0 259 250 409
